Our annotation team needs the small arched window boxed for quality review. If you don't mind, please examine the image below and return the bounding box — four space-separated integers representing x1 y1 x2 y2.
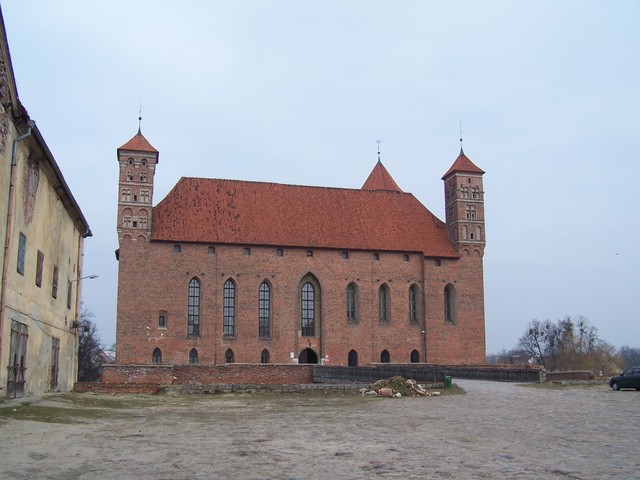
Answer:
346 283 358 323
444 284 457 324
223 279 236 336
410 350 420 363
348 350 358 367
379 284 390 324
152 348 162 365
189 348 198 365
225 349 235 364
380 350 391 363
261 349 270 364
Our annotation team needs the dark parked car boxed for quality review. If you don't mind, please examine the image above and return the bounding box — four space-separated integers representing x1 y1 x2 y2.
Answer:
609 366 640 390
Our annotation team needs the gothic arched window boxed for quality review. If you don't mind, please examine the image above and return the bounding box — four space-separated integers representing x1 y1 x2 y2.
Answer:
259 282 271 338
188 278 200 336
223 279 236 336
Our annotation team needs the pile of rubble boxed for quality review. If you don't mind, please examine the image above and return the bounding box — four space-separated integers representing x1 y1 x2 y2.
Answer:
359 376 441 398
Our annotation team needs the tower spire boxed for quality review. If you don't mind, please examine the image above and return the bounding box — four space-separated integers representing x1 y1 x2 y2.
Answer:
459 121 464 155
376 139 381 162
138 104 143 135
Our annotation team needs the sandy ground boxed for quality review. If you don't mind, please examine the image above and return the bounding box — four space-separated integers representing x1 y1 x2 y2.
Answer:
0 380 638 479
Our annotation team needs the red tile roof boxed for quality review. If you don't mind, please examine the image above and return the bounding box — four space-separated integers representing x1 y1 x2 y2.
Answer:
362 160 403 192
151 176 459 258
441 149 484 179
117 131 159 154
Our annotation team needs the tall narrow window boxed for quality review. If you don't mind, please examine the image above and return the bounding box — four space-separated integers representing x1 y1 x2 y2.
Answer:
188 278 200 336
67 280 72 309
346 283 357 323
301 282 315 336
35 250 44 287
223 279 236 336
189 348 198 365
259 282 271 338
152 348 162 364
52 265 59 299
409 285 418 324
444 284 457 324
379 284 390 324
17 233 26 275
51 337 60 389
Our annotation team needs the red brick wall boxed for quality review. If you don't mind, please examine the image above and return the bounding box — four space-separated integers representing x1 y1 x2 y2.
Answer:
116 240 485 367
101 364 313 385
102 364 174 384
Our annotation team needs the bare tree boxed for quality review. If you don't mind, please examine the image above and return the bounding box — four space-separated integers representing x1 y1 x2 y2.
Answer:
618 346 640 369
518 316 610 372
518 319 554 368
77 305 104 382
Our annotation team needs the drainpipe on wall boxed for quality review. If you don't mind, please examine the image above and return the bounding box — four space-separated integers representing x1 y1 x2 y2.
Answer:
0 119 35 370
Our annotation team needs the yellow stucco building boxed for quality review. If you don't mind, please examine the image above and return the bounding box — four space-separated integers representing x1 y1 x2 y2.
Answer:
0 7 91 398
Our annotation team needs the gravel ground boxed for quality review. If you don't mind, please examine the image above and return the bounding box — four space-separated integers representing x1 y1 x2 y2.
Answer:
0 379 637 479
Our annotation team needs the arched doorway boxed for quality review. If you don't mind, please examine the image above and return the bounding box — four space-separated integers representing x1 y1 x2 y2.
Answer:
348 350 358 367
380 349 390 363
298 348 318 364
410 349 420 363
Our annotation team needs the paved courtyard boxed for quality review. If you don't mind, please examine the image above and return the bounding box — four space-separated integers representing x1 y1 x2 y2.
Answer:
0 380 637 479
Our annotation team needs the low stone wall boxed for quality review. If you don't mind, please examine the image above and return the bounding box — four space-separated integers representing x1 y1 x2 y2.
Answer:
102 365 174 385
92 363 542 395
74 382 160 394
314 364 446 384
442 364 544 382
314 364 543 384
545 370 595 382
101 363 314 386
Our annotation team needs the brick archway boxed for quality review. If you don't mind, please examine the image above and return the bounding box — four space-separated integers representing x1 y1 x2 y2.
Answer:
298 348 318 364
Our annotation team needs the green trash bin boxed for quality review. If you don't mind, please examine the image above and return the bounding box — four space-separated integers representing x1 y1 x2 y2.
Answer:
445 376 452 389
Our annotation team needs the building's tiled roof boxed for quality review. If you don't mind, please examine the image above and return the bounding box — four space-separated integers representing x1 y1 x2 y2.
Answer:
361 160 403 192
441 149 484 179
117 131 159 154
151 176 459 258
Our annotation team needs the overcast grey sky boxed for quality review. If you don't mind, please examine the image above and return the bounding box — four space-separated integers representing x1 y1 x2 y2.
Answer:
3 1 639 354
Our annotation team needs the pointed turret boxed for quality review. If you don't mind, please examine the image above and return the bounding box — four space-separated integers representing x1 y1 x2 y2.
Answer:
442 149 485 254
362 160 403 192
116 130 159 242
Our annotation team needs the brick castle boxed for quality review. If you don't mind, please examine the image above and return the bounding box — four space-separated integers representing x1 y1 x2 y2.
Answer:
114 130 486 367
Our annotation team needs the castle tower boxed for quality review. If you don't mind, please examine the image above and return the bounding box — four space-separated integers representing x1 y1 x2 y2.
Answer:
442 148 485 254
116 129 159 242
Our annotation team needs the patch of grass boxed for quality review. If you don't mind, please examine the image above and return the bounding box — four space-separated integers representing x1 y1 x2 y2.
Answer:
0 403 130 424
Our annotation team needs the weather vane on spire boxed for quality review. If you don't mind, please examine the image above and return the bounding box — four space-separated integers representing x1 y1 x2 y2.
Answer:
376 139 381 162
459 121 464 154
138 104 143 134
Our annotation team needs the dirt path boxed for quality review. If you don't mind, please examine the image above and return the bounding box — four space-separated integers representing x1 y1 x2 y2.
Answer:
1 380 637 479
